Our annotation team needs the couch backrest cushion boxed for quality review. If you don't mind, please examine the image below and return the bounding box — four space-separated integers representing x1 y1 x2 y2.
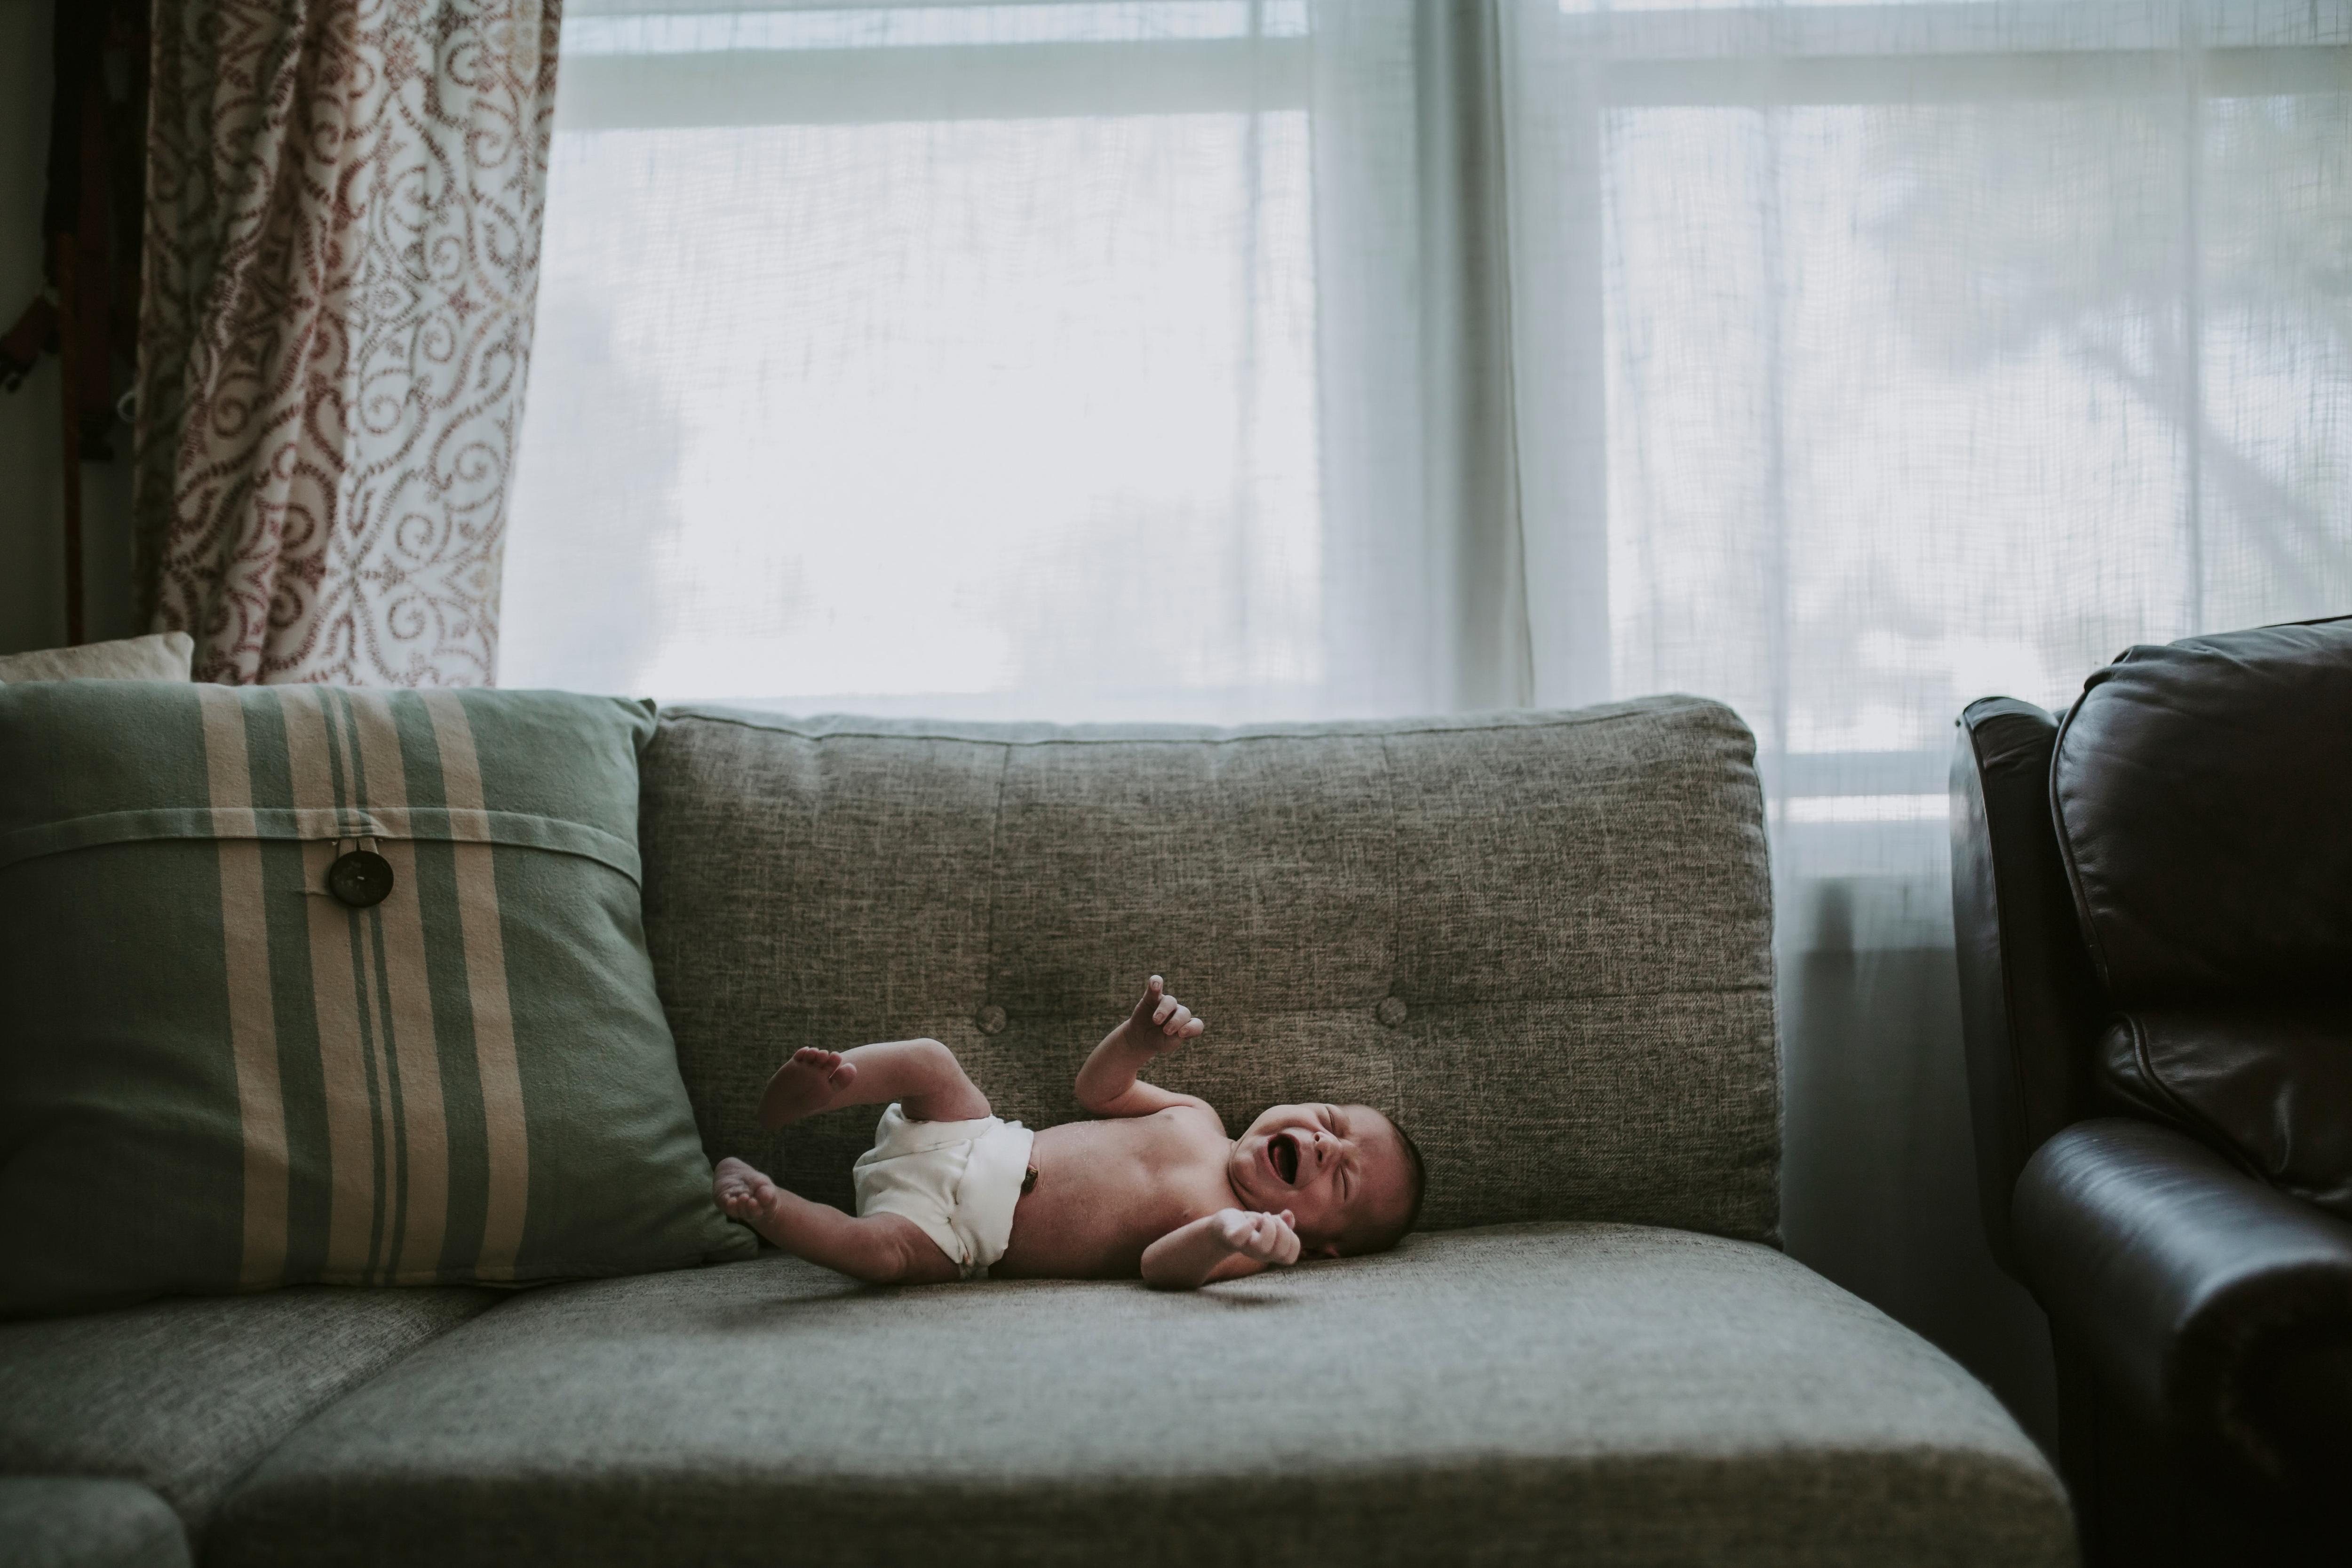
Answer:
642 699 1779 1241
2051 616 2352 1004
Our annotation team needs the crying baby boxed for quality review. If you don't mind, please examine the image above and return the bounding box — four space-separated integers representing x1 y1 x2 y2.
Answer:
714 977 1424 1290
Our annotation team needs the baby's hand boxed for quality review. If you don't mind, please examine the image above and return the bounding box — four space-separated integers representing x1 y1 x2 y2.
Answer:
1209 1207 1301 1267
1125 974 1206 1051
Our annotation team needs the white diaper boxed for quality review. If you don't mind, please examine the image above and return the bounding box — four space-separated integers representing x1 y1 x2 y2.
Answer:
852 1103 1035 1280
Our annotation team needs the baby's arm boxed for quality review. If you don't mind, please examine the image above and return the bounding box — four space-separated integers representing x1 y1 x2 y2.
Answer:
1142 1208 1302 1290
1074 975 1210 1119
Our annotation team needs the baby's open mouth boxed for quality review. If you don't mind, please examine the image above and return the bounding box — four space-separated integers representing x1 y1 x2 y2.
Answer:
1270 1131 1300 1184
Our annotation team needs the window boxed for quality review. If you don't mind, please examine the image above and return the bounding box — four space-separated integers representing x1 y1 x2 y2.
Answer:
500 0 1440 719
1505 0 2350 879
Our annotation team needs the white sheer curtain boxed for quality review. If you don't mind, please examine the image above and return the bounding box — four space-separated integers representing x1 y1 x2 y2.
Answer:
501 0 1465 719
500 0 2349 1443
1501 0 2350 1440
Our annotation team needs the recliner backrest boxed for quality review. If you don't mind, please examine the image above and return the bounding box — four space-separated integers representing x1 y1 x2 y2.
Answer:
2050 616 2352 1219
1953 616 2352 1270
2051 617 2352 1003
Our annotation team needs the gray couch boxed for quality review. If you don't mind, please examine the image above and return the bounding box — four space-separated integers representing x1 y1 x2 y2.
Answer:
1 699 2073 1566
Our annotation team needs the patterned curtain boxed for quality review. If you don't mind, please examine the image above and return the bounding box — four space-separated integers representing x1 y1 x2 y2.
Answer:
135 0 561 686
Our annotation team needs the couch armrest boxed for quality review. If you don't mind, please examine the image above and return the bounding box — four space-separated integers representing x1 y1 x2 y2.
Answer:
2015 1118 2352 1482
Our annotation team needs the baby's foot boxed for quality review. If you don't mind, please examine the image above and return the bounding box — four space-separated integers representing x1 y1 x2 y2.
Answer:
758 1047 858 1128
714 1156 792 1242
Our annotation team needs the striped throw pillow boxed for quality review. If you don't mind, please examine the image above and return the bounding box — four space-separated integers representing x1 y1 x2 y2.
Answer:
0 682 755 1318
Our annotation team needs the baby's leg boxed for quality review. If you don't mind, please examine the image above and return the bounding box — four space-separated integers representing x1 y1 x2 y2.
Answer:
758 1037 991 1128
714 1158 959 1284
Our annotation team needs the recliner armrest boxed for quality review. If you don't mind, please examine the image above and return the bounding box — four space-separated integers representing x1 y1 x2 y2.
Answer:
2015 1118 2352 1482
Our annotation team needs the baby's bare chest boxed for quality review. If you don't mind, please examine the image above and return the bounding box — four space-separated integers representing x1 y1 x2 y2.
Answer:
994 1113 1233 1278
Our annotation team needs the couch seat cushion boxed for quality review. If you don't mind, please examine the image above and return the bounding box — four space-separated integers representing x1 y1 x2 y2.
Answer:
0 1287 497 1535
209 1226 2071 1567
0 1478 190 1568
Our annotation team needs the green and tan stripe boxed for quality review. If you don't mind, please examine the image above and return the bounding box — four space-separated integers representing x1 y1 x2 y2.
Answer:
197 685 288 1289
324 692 397 1281
192 687 537 1286
279 687 383 1282
346 689 452 1284
423 691 531 1279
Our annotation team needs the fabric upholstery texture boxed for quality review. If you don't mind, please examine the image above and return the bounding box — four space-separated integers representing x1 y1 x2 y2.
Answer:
0 1479 191 1568
0 1287 497 1534
640 700 1779 1240
0 633 194 684
0 682 753 1317
209 1225 2070 1568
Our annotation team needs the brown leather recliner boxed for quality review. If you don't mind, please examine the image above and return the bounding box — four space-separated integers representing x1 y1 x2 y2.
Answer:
1951 615 2352 1568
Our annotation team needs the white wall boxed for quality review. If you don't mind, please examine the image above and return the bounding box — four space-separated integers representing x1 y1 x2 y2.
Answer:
1 0 138 657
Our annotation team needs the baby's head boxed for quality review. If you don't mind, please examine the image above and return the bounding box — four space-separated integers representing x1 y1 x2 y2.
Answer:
1227 1101 1424 1258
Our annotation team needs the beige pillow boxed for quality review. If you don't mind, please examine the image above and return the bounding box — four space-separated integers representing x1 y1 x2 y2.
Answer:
0 632 195 684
